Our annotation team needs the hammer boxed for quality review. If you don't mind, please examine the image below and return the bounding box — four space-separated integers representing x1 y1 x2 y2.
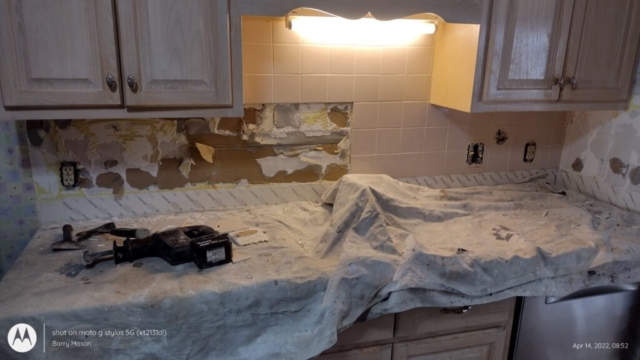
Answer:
51 224 85 251
76 222 150 241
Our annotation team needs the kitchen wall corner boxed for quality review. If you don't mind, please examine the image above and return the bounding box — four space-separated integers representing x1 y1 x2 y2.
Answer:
0 120 39 278
560 59 640 202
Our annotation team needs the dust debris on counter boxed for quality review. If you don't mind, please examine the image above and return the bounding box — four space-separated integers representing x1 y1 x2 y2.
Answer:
3 175 640 359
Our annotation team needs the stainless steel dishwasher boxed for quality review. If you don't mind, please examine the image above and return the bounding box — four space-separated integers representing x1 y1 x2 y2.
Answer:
510 284 640 360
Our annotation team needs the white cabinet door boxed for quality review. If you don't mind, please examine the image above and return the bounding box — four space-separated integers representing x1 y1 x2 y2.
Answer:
393 328 506 360
0 0 121 107
483 0 574 102
117 0 232 107
561 0 640 102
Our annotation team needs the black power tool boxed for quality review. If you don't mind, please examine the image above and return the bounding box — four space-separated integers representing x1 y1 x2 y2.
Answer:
82 225 232 270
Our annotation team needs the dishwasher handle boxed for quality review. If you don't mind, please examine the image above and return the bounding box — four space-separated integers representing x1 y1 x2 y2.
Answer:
545 283 639 304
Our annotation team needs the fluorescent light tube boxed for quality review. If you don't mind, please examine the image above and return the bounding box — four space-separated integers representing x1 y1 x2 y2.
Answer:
289 17 436 46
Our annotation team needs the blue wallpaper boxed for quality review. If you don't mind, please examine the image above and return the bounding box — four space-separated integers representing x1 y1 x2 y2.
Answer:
0 120 39 278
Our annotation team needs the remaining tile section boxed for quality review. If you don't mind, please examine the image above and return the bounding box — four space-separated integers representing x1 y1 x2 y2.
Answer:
34 169 562 224
328 76 355 102
273 45 301 74
553 169 640 214
301 76 328 103
355 47 382 74
241 18 569 182
302 45 329 74
242 18 272 43
351 102 567 178
351 103 378 129
329 47 356 74
244 75 273 104
243 18 436 104
400 169 556 189
36 182 334 223
273 75 301 103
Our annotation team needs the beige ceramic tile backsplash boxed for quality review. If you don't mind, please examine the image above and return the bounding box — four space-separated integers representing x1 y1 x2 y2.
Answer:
243 17 566 178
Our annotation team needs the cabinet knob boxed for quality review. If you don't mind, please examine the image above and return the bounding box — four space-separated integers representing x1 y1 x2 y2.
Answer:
105 74 117 90
554 77 565 89
569 77 577 89
127 75 138 91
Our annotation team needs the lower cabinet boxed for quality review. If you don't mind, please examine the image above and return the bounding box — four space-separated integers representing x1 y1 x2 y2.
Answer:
392 328 506 360
317 344 392 360
317 298 515 360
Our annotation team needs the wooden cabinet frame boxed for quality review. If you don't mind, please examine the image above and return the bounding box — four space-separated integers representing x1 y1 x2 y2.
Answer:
319 298 516 360
0 0 243 120
430 0 640 112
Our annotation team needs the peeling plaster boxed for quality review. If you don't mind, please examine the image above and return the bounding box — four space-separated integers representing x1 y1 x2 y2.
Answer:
126 169 158 190
247 104 350 144
630 167 640 186
95 172 124 198
104 159 118 169
195 143 215 163
28 104 351 202
609 157 629 176
256 150 342 178
571 158 583 172
179 158 195 179
257 155 318 178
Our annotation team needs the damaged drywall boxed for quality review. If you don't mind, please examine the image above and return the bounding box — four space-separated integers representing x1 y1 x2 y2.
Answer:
560 61 640 193
95 172 124 198
28 104 351 202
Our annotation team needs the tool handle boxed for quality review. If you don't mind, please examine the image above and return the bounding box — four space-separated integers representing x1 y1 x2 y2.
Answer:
62 224 74 241
113 236 156 264
76 222 116 240
110 228 150 239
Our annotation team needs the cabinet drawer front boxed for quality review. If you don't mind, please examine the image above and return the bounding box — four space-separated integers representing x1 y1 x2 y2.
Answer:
117 0 232 107
316 344 392 360
395 298 514 339
324 314 395 353
0 0 121 107
393 328 506 360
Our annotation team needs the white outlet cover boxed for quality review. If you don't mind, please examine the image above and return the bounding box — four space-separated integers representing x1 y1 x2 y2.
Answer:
61 165 76 186
524 143 536 162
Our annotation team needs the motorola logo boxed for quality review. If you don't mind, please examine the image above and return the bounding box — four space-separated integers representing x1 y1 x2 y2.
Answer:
7 324 37 353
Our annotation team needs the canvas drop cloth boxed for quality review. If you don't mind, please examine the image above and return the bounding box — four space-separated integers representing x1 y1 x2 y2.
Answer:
1 175 639 360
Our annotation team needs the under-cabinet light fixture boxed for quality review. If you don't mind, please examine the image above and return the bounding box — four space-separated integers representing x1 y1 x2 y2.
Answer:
286 13 437 46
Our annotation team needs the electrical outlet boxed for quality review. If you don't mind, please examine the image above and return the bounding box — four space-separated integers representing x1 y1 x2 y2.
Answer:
60 161 78 188
466 142 484 165
523 142 536 163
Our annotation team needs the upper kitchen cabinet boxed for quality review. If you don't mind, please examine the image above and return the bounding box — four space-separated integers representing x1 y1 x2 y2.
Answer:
561 0 640 102
482 0 574 103
116 0 231 107
0 0 121 107
0 0 242 120
431 0 640 112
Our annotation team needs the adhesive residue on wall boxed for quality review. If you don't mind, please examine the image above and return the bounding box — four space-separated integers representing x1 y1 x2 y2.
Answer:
27 104 351 201
560 63 640 192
